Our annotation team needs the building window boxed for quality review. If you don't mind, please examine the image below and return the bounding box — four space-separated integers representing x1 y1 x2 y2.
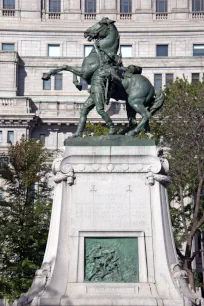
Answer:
85 0 96 13
2 43 14 51
3 0 15 9
49 0 61 12
192 73 199 84
39 134 46 145
120 0 132 13
193 44 204 56
48 44 60 57
192 0 204 11
80 78 88 90
55 73 63 90
0 188 3 201
154 74 162 89
7 131 14 144
156 0 167 12
166 74 173 88
156 45 168 57
120 45 132 57
84 45 93 57
0 131 2 144
43 74 51 90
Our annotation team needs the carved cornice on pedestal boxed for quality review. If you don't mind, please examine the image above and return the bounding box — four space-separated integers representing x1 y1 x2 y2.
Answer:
146 148 171 187
52 156 75 186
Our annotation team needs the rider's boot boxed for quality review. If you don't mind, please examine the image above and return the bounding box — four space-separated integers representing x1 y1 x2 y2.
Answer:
97 107 118 135
71 115 87 138
72 131 83 138
107 122 118 135
72 125 84 138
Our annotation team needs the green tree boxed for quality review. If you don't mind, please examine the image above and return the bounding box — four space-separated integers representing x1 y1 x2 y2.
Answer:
85 81 204 291
85 122 109 136
0 136 53 302
154 78 204 291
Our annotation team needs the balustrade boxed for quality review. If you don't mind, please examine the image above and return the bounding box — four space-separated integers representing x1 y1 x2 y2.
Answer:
48 12 61 19
0 99 16 107
84 13 96 20
192 12 204 19
2 9 15 16
120 13 132 20
155 13 168 19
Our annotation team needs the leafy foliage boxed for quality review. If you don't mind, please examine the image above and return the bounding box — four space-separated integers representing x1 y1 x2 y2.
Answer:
85 122 109 136
85 80 204 290
0 136 53 302
153 78 204 290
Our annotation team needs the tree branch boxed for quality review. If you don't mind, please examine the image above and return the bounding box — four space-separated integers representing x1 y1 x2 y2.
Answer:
191 249 204 262
190 214 204 239
179 184 188 239
176 247 185 260
193 173 204 221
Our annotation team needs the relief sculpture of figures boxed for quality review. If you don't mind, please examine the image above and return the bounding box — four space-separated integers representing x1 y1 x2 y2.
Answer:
84 238 139 283
42 17 165 137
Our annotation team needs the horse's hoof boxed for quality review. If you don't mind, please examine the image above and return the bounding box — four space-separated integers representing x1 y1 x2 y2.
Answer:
127 131 136 137
42 74 50 80
71 133 83 138
108 126 118 135
76 84 82 91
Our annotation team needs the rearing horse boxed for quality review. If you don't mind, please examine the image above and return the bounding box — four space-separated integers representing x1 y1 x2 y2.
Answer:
42 17 120 89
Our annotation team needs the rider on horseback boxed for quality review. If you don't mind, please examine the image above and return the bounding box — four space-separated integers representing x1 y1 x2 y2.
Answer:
72 44 121 137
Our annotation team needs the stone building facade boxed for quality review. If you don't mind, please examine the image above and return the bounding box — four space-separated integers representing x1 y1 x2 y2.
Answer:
0 0 204 283
1 0 204 151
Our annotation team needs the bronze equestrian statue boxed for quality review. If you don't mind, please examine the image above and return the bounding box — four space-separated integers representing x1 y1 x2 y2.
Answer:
42 17 164 137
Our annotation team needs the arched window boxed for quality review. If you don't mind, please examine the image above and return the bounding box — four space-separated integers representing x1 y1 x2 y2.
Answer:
192 0 204 11
156 0 167 12
85 0 96 13
49 0 61 12
120 0 132 13
3 0 15 9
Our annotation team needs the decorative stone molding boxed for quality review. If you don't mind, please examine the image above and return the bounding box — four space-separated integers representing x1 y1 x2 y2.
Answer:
17 263 51 306
171 264 201 306
146 148 171 186
157 147 170 175
60 160 162 174
146 171 171 187
52 156 75 186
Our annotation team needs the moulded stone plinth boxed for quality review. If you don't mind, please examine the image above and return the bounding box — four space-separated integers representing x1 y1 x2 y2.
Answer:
17 138 201 306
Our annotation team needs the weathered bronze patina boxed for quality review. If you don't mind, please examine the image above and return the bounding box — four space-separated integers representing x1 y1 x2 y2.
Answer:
85 238 139 283
42 17 164 137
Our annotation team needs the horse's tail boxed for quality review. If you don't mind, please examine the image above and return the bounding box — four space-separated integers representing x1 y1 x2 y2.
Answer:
150 88 165 116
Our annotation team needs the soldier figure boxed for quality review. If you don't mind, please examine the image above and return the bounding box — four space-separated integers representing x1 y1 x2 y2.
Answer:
72 44 121 137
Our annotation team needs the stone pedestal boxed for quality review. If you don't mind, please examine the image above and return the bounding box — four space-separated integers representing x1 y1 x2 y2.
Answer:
18 137 201 306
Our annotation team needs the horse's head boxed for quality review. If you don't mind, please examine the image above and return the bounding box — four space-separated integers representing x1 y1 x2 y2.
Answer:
84 17 116 42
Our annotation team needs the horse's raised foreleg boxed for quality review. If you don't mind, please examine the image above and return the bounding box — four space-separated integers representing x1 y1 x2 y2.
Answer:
42 66 85 80
127 99 151 136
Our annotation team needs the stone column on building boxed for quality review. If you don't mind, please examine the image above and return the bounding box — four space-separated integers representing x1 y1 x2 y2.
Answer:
100 0 117 19
134 0 153 22
65 0 81 20
0 52 19 97
0 0 2 17
171 0 189 20
20 0 41 19
42 0 46 21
